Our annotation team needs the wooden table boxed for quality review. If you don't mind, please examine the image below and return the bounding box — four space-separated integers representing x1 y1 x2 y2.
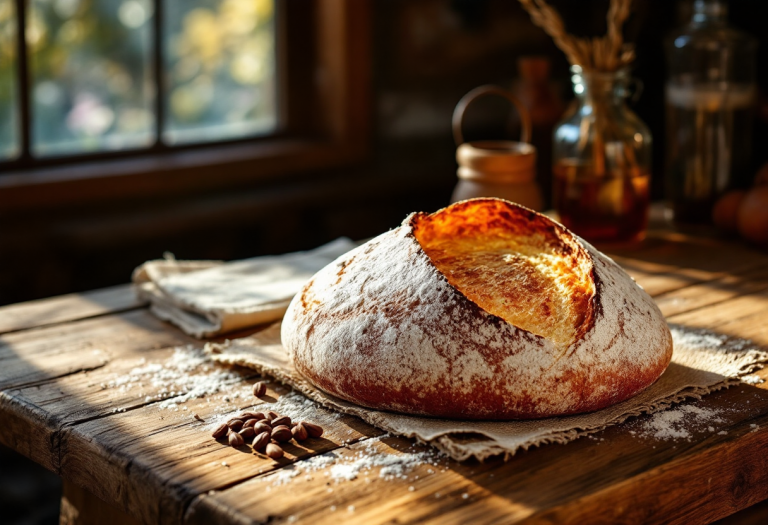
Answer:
2 229 768 525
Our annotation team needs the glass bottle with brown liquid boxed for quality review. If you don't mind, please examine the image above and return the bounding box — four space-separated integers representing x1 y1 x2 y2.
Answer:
553 66 652 243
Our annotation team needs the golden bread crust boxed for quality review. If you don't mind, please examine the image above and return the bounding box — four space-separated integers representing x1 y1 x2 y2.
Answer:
282 198 673 420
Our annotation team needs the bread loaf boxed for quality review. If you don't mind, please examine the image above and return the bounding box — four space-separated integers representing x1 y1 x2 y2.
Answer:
281 199 673 420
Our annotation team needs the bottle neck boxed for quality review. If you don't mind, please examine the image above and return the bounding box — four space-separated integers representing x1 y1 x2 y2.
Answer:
571 67 629 106
692 0 728 26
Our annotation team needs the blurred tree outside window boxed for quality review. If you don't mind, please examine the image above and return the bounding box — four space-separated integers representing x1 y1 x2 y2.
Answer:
29 0 154 155
1 0 276 159
0 0 18 159
165 0 276 144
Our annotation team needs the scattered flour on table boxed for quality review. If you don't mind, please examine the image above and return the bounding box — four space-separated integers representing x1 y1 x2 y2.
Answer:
670 328 730 350
741 375 765 385
263 435 445 489
624 328 768 442
670 325 767 377
103 345 253 416
634 404 725 441
669 326 757 353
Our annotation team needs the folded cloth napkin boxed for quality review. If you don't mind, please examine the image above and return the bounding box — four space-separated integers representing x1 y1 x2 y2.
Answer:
132 238 356 338
207 323 768 461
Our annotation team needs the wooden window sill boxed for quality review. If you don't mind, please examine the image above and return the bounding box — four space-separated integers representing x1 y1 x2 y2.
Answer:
0 138 368 213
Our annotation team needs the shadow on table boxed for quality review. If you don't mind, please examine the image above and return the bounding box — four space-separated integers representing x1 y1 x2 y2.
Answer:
601 230 766 268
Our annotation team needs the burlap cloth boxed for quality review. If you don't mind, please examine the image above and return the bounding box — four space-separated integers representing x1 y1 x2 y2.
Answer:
207 322 768 461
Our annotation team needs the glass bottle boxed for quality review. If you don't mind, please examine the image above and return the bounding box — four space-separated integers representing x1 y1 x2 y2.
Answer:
553 66 652 244
665 0 757 224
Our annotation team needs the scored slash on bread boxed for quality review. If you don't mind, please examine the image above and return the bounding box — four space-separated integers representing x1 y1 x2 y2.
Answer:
282 198 673 420
414 198 595 354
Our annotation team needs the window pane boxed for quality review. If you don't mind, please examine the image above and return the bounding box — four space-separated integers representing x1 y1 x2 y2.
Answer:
163 0 277 145
0 0 18 159
29 0 154 157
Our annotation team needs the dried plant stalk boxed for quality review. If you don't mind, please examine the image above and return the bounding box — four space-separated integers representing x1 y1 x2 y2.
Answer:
518 0 638 179
518 0 633 72
605 0 632 69
517 0 585 66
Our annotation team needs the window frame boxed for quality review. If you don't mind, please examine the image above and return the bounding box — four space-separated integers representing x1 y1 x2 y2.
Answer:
0 0 371 213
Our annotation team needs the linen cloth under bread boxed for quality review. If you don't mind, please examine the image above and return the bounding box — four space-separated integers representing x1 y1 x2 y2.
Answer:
132 238 355 338
207 322 768 461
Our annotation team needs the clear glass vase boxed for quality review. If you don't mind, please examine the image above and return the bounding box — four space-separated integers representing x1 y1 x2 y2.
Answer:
553 66 652 244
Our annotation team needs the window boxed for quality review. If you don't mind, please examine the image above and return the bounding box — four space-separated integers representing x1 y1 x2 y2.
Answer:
2 0 277 160
0 0 370 211
0 1 19 159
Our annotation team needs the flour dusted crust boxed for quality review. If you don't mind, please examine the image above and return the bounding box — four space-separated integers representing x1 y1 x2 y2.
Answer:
281 199 673 420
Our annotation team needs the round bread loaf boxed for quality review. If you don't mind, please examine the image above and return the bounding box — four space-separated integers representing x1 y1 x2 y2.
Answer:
281 198 673 420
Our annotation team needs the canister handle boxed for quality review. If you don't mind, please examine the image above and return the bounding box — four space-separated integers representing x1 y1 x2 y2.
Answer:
452 85 532 146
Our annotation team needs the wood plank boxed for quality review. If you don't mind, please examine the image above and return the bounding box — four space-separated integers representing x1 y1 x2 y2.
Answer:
2 369 378 524
0 308 186 361
0 349 112 392
0 314 381 524
524 416 768 524
605 234 768 298
667 290 768 346
0 309 197 389
605 231 768 274
0 284 143 335
57 387 379 525
0 310 199 472
656 265 768 318
3 344 235 435
627 268 731 299
697 309 768 346
185 378 768 525
0 338 269 477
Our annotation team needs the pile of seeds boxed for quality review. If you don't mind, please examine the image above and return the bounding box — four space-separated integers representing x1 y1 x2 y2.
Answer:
211 381 324 460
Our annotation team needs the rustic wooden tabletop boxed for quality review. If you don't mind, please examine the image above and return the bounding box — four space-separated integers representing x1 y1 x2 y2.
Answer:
2 228 768 525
